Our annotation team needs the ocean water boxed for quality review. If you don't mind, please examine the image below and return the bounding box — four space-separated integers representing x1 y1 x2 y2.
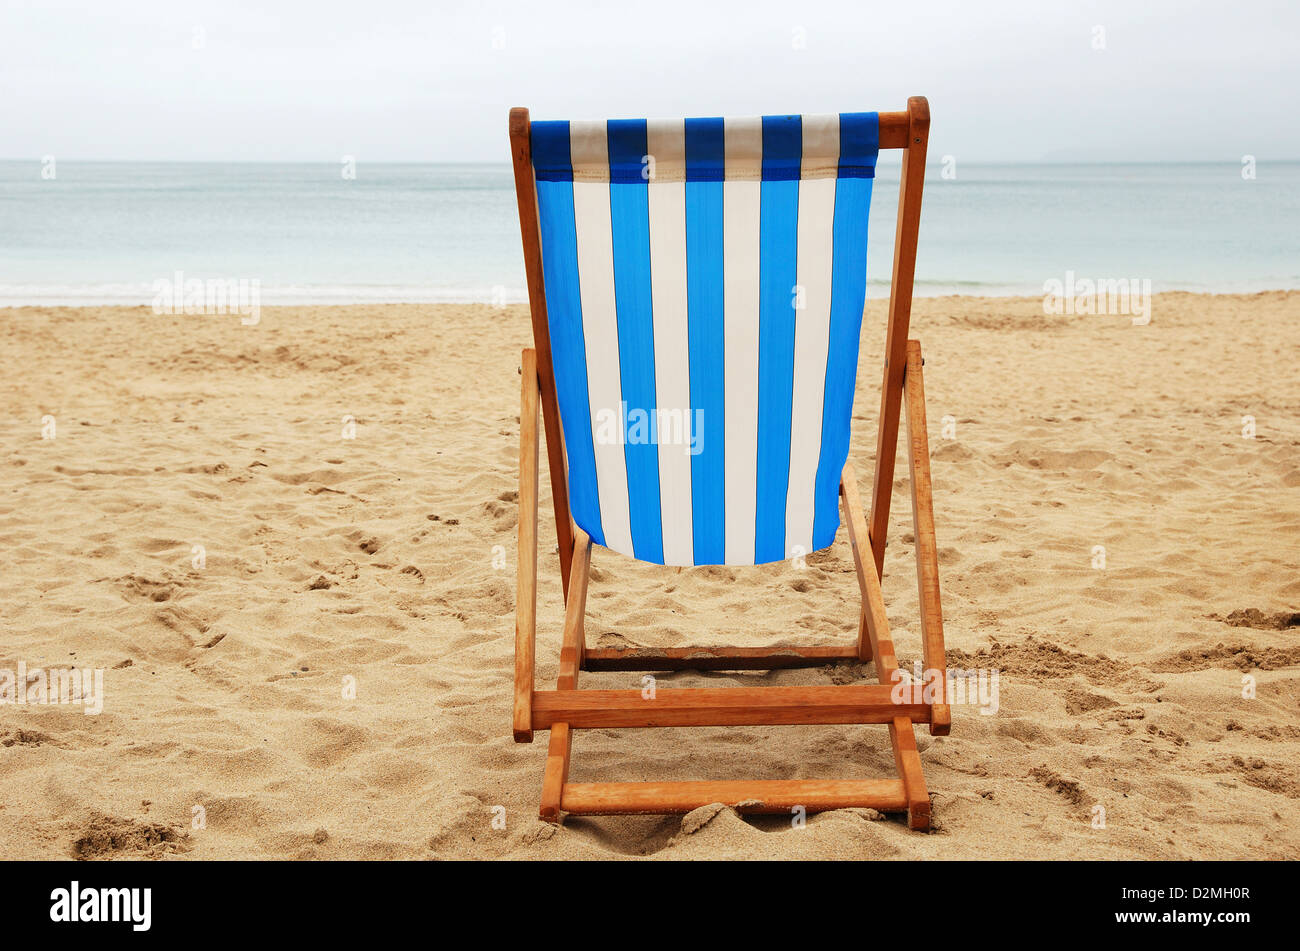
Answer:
1 159 1297 306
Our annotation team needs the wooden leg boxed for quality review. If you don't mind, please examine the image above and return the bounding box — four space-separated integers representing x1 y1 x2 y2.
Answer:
903 341 950 736
539 725 572 823
557 531 591 690
841 464 893 666
843 478 930 829
869 96 929 580
509 108 575 603
890 716 931 830
855 612 874 663
539 530 591 823
840 466 874 663
514 349 539 743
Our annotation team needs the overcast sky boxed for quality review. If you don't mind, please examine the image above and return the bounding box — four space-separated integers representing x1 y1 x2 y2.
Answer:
2 0 1296 163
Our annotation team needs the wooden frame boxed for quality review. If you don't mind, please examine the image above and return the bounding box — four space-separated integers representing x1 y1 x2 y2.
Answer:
509 97 946 830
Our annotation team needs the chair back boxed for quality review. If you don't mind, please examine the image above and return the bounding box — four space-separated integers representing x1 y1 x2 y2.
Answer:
529 112 880 566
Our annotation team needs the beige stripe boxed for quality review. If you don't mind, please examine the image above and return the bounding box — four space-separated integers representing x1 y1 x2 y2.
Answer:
568 120 609 183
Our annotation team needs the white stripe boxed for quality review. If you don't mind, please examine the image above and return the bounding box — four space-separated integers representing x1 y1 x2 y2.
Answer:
570 125 634 557
646 119 694 566
568 120 610 183
797 113 844 179
722 117 763 565
785 176 838 556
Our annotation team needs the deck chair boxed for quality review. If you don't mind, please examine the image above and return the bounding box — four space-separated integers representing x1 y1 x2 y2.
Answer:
509 97 948 830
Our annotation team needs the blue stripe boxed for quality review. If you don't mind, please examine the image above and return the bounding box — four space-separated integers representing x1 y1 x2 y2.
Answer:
760 114 802 181
810 113 878 548
606 119 665 563
684 117 726 564
754 115 801 563
811 176 874 549
837 111 880 179
685 117 726 182
608 118 651 184
534 180 605 547
531 120 575 182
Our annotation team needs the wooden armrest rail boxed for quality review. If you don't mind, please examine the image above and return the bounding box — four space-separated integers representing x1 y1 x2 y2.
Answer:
903 341 950 735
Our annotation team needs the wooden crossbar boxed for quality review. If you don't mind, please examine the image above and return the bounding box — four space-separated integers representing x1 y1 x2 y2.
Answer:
562 779 909 816
532 685 930 730
582 645 858 671
510 96 943 832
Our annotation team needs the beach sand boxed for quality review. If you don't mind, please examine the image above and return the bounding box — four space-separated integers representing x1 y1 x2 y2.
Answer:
1 292 1297 860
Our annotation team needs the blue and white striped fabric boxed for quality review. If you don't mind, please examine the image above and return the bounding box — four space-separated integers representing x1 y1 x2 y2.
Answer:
532 112 878 566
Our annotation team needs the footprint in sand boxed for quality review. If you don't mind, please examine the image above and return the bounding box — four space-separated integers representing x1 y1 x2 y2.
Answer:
1209 608 1300 631
70 812 191 859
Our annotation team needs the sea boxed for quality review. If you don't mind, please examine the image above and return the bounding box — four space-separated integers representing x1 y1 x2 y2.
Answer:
2 158 1297 306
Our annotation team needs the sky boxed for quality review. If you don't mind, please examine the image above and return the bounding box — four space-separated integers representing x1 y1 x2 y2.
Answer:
2 0 1297 163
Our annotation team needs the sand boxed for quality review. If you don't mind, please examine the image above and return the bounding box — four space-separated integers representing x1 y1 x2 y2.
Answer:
1 292 1297 860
